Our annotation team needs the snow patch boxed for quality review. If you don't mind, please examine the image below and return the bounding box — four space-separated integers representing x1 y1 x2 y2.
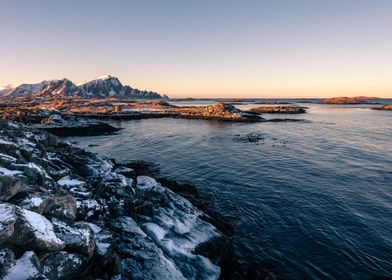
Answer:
3 251 40 280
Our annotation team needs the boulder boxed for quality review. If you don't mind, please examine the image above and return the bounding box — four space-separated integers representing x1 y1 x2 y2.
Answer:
0 203 17 245
112 216 186 280
18 193 77 221
0 176 21 201
52 219 95 257
2 251 43 280
41 251 86 279
8 207 65 251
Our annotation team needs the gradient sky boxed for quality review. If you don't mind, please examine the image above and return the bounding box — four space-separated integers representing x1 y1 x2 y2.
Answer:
1 0 392 98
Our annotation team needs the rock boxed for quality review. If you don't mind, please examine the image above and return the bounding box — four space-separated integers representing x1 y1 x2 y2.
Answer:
373 104 392 111
0 249 15 278
2 251 43 280
0 203 17 245
135 184 221 280
111 216 186 280
136 176 158 190
76 199 103 220
18 193 77 221
52 219 95 257
41 251 86 279
0 176 21 201
88 223 115 265
249 106 306 114
8 207 65 251
114 166 135 177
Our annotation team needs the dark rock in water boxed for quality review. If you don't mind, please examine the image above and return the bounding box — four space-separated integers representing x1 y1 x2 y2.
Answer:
41 251 87 279
42 122 120 137
0 176 21 201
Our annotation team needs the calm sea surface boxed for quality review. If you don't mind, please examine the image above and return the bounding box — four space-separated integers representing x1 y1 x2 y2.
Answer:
70 100 392 279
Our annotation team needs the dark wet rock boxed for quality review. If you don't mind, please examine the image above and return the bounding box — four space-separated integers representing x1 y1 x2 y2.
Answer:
88 223 116 266
0 204 17 245
41 251 87 279
42 122 121 137
0 176 21 200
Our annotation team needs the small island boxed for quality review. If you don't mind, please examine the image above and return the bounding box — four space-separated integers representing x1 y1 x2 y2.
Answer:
321 96 381 104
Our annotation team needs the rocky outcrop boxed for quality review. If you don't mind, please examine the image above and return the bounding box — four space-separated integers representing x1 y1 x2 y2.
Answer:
177 102 264 122
249 105 306 114
0 119 228 279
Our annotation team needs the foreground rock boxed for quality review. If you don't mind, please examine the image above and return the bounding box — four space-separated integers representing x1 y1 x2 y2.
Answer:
0 119 228 279
372 104 392 111
249 105 306 114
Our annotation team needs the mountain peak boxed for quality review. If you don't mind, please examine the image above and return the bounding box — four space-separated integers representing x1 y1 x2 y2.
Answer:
96 74 116 80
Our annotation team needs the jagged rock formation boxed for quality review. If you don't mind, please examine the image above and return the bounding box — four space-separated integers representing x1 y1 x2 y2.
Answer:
1 75 163 100
0 120 226 279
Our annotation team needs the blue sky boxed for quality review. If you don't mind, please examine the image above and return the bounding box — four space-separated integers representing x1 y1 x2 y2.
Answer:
1 0 391 97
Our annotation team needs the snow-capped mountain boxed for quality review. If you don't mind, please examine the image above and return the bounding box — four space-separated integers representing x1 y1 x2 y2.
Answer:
2 75 164 99
0 84 15 96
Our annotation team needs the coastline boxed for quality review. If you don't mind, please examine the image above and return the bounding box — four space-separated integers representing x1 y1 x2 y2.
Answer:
0 119 250 279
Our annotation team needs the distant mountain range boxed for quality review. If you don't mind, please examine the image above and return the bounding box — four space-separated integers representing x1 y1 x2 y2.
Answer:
0 75 166 99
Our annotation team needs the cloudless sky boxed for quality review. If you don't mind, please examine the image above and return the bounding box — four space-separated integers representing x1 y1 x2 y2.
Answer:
1 0 391 98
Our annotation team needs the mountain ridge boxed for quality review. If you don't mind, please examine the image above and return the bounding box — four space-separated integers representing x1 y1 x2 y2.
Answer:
0 75 165 100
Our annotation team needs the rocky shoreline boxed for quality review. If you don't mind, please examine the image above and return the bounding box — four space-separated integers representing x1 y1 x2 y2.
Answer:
0 99 308 129
0 120 240 279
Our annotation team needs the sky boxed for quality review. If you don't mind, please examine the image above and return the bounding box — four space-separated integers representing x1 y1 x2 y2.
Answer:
0 0 391 98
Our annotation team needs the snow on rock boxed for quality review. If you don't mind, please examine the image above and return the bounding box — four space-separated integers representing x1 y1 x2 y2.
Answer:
2 251 42 280
0 167 23 177
136 175 158 190
0 204 17 245
137 183 221 280
58 175 86 188
41 251 86 279
0 249 15 277
52 219 95 257
9 208 65 251
112 216 186 280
